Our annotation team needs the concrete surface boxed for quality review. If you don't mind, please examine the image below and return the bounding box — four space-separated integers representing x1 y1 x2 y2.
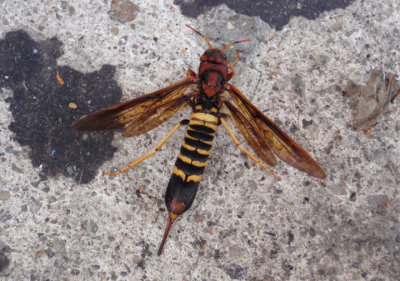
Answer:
0 0 399 280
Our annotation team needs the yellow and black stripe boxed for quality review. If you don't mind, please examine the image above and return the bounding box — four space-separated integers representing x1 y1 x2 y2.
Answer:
164 102 219 215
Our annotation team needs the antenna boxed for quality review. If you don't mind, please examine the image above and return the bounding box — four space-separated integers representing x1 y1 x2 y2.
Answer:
221 39 251 51
185 24 213 49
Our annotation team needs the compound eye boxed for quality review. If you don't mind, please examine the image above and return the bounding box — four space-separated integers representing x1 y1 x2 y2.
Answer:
204 49 212 56
220 52 227 60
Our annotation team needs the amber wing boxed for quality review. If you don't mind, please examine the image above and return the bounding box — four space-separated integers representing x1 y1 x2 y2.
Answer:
225 83 326 179
223 98 277 166
72 76 197 136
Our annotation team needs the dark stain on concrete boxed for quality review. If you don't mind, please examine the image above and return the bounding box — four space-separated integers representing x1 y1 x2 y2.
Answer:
0 245 11 272
174 0 354 30
0 30 122 184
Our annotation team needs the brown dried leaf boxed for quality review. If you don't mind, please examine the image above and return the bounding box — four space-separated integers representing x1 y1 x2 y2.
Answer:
346 68 400 130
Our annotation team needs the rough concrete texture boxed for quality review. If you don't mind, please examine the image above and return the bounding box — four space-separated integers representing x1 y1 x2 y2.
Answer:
0 1 399 280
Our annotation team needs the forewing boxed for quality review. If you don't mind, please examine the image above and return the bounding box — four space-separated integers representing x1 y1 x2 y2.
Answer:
222 99 277 166
226 83 326 179
123 93 194 137
72 76 196 132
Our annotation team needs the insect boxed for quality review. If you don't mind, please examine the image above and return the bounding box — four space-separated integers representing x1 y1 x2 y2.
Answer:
72 25 326 256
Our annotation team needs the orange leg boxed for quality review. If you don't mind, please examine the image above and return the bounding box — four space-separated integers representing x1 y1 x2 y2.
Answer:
220 118 281 181
103 120 186 177
165 69 196 85
229 50 241 70
227 50 241 81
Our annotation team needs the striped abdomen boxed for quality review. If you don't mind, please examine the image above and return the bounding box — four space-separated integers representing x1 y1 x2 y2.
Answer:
164 103 219 216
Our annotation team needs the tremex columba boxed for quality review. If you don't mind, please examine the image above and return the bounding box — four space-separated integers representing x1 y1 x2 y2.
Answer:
72 25 326 256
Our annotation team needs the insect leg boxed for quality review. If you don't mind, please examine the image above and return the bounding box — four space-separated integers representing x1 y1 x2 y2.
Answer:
164 78 173 85
229 50 241 70
227 50 241 81
220 118 281 181
163 70 197 87
103 119 190 177
186 69 197 78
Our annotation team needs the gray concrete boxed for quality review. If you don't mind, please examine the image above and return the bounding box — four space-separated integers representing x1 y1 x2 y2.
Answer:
1 0 399 280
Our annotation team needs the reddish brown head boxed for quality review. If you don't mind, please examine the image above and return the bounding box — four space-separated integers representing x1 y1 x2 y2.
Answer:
198 49 229 97
185 24 249 98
